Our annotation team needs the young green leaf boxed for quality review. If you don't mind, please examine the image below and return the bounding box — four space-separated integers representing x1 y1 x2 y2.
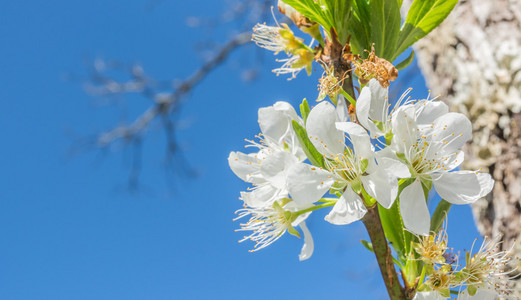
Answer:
394 0 458 60
369 0 402 61
280 0 333 31
360 239 374 253
395 50 415 70
291 120 325 168
321 0 353 44
299 98 311 124
430 199 452 233
379 178 414 261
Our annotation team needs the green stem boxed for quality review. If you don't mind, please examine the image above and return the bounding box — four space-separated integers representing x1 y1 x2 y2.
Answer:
295 201 335 216
342 68 356 105
341 89 356 106
362 204 407 300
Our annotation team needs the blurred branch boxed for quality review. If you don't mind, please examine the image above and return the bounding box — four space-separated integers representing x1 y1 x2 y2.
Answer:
71 0 275 190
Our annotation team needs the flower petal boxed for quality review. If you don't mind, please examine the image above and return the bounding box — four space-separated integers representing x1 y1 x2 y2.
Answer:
399 180 430 236
356 81 384 137
335 122 374 160
287 163 333 206
259 151 297 189
240 184 282 208
324 188 367 225
430 112 472 154
228 151 263 183
306 101 344 156
433 171 494 204
376 148 411 178
298 221 314 261
361 167 398 209
391 105 418 154
258 101 300 145
412 291 444 300
367 79 389 123
415 100 449 126
336 95 349 122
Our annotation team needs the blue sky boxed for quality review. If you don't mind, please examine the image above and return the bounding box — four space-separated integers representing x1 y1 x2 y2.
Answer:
0 1 480 299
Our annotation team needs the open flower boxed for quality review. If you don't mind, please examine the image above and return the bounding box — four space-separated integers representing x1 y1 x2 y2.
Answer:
285 101 401 225
228 101 305 208
252 23 303 55
356 79 448 141
234 199 314 260
460 236 518 297
252 21 314 79
384 102 494 235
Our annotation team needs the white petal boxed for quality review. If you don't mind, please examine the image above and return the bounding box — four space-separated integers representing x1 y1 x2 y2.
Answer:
336 95 349 122
335 122 374 160
306 101 345 156
298 221 314 261
356 83 383 137
477 173 494 198
258 101 300 145
324 188 367 225
444 150 465 171
367 79 389 123
433 171 494 204
458 287 497 300
399 180 430 236
361 167 398 209
391 105 418 153
412 291 444 300
259 151 297 189
415 100 449 125
430 112 472 154
240 184 282 208
273 101 300 122
287 163 333 206
228 151 263 183
376 148 411 178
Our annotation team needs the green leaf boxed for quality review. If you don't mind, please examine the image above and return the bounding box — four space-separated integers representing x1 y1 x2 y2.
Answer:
369 0 402 60
280 0 333 31
378 200 405 261
467 285 478 296
430 199 452 233
360 239 374 252
300 98 311 124
348 0 370 55
394 0 458 60
397 178 416 254
321 0 353 44
291 120 325 168
379 178 414 262
395 50 415 70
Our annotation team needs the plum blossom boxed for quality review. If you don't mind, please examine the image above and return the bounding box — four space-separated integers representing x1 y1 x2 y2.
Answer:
234 199 314 260
229 101 314 259
285 101 401 225
382 101 494 235
252 22 314 79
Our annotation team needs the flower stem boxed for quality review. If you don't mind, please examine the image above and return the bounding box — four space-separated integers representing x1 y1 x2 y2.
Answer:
295 201 336 217
362 204 407 300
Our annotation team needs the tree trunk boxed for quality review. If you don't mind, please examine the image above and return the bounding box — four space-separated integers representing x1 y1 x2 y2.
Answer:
403 0 521 289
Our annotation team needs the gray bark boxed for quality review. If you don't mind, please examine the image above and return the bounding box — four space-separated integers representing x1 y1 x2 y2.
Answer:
404 0 521 287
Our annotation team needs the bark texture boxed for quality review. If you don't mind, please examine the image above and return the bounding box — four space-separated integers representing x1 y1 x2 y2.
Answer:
403 0 521 288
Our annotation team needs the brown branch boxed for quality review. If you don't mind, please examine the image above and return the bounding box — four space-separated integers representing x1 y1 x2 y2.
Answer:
363 205 407 300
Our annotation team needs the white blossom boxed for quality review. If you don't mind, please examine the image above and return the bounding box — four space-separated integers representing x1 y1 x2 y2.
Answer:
285 101 400 225
228 101 305 208
384 101 494 235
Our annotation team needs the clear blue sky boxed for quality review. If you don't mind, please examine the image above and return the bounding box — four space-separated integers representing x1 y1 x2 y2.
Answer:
0 1 480 299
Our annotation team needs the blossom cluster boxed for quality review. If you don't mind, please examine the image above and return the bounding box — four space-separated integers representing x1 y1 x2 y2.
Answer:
229 79 494 262
228 4 514 298
412 230 519 299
